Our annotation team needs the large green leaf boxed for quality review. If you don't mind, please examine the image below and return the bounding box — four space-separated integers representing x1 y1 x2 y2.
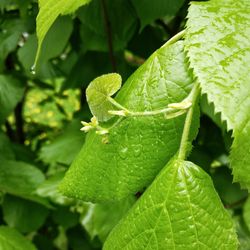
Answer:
131 0 185 29
184 0 250 188
60 41 198 202
2 195 49 233
0 75 25 124
104 159 238 250
0 226 36 250
34 0 92 67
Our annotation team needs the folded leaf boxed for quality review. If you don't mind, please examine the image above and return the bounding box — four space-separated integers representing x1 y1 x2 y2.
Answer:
86 73 122 121
184 0 250 189
104 159 238 250
60 41 198 202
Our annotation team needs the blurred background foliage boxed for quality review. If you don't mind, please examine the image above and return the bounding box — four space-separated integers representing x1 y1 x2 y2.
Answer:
0 0 249 249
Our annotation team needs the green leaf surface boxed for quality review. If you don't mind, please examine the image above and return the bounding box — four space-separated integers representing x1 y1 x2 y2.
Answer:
39 120 85 166
0 133 15 160
184 0 250 189
81 196 136 242
0 160 45 196
52 206 79 229
243 197 250 232
212 167 247 205
78 0 137 52
3 195 49 233
60 41 198 202
0 19 28 70
131 0 185 29
0 75 25 124
35 0 91 67
234 215 250 250
104 159 238 250
0 226 36 250
86 73 122 121
18 16 73 77
36 172 73 205
230 121 250 189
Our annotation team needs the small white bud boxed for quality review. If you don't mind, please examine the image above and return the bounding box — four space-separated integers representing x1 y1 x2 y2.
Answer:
80 125 92 132
96 129 109 135
81 121 89 126
90 116 99 126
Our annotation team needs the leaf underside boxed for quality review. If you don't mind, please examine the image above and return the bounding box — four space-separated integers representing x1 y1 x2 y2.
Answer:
60 41 199 202
104 159 238 250
184 0 250 189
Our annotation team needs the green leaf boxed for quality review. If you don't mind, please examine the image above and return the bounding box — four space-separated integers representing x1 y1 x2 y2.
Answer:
18 16 73 77
52 206 79 229
131 0 185 29
230 122 250 189
34 0 92 68
243 197 250 232
3 195 49 233
212 167 247 206
39 120 85 166
0 132 15 160
0 226 36 250
104 159 238 250
0 75 25 124
0 19 27 70
81 196 136 242
86 73 122 121
36 172 73 205
234 215 250 250
60 41 198 202
0 160 45 196
78 0 138 52
184 0 250 189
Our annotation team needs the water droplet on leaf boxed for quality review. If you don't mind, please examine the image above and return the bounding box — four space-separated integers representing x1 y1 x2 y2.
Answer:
133 145 142 157
119 146 128 159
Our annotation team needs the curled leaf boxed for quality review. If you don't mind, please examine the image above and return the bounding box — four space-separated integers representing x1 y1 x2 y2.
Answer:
86 73 122 121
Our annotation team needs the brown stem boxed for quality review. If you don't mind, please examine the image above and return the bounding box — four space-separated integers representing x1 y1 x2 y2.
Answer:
5 121 15 141
224 196 248 209
14 100 25 144
101 0 117 72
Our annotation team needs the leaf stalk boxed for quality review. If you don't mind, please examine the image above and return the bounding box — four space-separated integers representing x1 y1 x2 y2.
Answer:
178 82 200 160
